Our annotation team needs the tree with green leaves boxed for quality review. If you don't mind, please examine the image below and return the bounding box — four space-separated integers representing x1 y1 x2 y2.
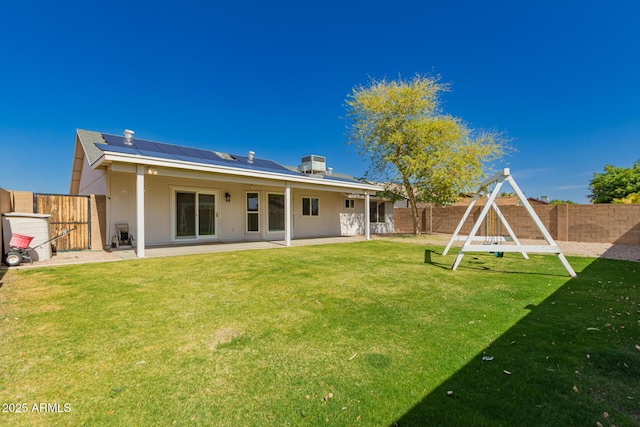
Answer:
588 160 640 203
612 192 640 204
344 74 510 234
549 199 576 205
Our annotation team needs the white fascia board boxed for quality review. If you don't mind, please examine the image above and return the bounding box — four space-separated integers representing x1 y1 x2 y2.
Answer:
90 153 107 168
100 152 382 192
110 163 137 173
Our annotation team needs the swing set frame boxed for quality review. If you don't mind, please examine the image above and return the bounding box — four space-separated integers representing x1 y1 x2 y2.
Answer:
442 168 577 277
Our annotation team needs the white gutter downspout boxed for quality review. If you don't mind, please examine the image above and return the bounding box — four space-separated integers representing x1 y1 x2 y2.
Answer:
364 192 371 240
284 182 291 246
136 165 145 257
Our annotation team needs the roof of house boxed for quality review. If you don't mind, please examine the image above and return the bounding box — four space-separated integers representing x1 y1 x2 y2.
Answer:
71 129 381 193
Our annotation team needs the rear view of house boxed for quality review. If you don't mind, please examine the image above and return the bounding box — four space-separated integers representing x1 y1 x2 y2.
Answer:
70 129 392 257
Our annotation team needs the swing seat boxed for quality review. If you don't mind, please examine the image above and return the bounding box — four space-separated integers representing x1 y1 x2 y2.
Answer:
483 241 504 258
484 241 499 255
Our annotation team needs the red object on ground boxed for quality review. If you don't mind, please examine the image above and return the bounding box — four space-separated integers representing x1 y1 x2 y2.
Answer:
9 234 34 249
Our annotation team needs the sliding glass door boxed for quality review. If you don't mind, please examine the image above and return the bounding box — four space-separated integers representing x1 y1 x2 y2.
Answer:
198 194 216 236
268 193 285 232
174 189 218 240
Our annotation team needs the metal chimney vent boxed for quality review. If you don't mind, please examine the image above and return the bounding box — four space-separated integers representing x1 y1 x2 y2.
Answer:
123 129 135 145
248 151 255 164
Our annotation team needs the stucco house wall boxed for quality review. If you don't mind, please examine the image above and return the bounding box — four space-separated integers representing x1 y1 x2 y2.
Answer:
78 163 106 195
72 129 386 255
103 171 391 245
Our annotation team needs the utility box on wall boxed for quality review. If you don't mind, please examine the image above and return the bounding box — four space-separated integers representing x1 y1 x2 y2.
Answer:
2 213 52 261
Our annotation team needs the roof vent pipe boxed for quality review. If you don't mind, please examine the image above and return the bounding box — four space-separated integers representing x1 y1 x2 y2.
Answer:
327 167 333 176
123 129 135 145
248 151 255 163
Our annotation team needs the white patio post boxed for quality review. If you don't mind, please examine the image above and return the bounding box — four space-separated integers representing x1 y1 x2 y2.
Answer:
284 182 291 247
136 165 145 258
364 192 371 240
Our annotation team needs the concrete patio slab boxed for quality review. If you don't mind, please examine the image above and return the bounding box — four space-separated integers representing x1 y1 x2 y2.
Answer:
111 236 366 260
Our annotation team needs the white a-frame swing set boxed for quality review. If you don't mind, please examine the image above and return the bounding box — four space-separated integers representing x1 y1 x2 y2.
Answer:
442 168 577 277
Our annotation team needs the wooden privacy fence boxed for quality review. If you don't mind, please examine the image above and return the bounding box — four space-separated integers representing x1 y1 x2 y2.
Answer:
34 194 91 251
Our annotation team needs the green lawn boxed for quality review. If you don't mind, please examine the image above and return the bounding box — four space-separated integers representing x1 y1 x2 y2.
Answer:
0 240 638 426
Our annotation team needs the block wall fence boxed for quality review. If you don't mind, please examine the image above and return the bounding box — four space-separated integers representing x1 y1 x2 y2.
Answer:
395 204 640 245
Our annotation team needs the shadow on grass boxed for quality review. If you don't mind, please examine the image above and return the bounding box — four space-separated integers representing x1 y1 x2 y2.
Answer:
395 256 640 426
423 249 570 277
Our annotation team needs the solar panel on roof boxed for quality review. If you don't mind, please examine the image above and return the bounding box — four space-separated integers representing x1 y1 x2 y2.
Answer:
155 143 185 155
102 134 119 145
130 139 161 151
180 146 218 160
98 133 364 184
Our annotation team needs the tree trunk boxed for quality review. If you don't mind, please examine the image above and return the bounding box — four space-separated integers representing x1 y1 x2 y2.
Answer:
403 179 421 235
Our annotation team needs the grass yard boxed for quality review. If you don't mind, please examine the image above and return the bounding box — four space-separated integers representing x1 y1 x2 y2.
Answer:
0 240 638 426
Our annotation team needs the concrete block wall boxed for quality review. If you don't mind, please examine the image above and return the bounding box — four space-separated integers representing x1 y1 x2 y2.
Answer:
90 195 108 250
567 204 640 244
394 207 419 233
11 191 34 213
395 204 640 244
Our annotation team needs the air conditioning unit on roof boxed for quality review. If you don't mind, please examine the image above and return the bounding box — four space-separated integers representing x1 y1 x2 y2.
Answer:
299 155 326 174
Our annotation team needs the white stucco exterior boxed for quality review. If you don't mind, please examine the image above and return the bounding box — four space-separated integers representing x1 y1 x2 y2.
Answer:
101 170 392 246
71 129 390 254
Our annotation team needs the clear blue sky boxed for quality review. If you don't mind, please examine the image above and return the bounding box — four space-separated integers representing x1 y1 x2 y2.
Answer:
1 1 638 203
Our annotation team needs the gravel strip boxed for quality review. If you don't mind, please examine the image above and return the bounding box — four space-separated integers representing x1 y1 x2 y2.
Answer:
554 241 640 262
380 234 640 263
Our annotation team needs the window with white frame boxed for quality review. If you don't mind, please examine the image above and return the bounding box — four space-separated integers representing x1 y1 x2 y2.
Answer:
369 201 386 223
302 197 319 216
246 192 259 232
345 199 355 209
